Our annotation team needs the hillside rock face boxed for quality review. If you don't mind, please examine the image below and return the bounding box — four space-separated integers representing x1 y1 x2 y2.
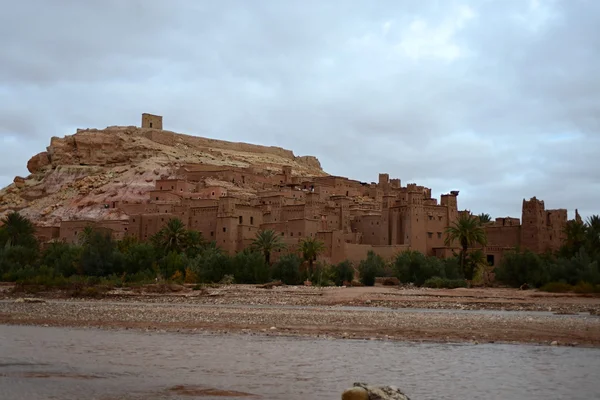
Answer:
0 126 326 226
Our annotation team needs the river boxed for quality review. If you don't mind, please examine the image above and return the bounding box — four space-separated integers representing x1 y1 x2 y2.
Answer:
1 324 598 399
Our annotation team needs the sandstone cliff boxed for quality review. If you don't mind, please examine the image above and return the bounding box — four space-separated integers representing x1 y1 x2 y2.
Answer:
0 126 327 225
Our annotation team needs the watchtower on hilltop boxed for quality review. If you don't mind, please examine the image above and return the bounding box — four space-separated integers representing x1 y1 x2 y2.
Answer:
141 113 163 130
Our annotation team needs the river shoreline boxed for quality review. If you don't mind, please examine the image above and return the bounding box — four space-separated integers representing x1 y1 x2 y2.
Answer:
1 284 599 347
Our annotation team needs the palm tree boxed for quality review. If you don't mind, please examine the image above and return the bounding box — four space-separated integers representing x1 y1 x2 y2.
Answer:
0 212 37 248
477 213 492 224
445 213 488 280
586 215 600 230
299 237 325 278
156 218 189 254
251 229 286 265
78 225 95 246
561 219 587 257
584 215 600 258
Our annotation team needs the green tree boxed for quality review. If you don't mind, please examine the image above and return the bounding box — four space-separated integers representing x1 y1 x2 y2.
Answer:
153 218 190 254
0 212 37 248
299 237 325 279
494 249 548 287
122 242 156 275
272 253 302 285
477 213 492 224
41 242 82 277
332 260 355 286
189 245 232 283
445 213 488 280
584 215 600 260
78 225 95 246
560 220 587 258
358 251 385 286
251 229 286 265
231 249 270 284
393 250 445 286
159 251 188 280
185 230 206 258
79 229 123 277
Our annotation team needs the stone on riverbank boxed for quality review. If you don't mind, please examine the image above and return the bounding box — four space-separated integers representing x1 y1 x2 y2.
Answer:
14 297 46 303
341 386 369 400
343 383 411 400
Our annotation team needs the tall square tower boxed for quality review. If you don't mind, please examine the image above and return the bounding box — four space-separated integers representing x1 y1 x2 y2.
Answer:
141 113 163 129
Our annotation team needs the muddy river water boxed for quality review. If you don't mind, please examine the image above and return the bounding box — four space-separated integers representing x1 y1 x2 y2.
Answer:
1 324 599 399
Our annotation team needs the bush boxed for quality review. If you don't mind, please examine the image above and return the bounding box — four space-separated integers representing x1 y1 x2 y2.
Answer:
272 254 303 285
40 242 82 277
442 257 463 280
540 282 572 293
219 274 235 285
494 249 549 288
184 267 198 284
190 247 233 283
573 281 599 294
541 281 600 294
231 250 270 284
423 277 468 289
80 231 124 277
122 243 156 275
331 260 354 286
393 250 446 286
359 251 385 286
312 263 335 287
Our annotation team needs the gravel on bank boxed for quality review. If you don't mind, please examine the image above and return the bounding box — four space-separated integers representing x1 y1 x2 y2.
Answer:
1 298 599 347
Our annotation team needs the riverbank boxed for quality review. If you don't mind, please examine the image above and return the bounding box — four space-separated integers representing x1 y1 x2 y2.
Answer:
1 285 599 347
2 282 600 312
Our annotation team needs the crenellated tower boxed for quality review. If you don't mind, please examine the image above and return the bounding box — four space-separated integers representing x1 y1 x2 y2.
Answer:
521 197 546 253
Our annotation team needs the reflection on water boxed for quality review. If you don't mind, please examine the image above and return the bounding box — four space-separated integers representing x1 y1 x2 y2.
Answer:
0 324 598 400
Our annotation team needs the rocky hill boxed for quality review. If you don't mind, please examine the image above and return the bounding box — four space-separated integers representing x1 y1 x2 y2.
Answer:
0 126 326 226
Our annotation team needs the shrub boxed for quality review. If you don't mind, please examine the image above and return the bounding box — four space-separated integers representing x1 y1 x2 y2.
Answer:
122 243 156 275
40 242 81 277
159 251 188 280
331 260 354 286
494 250 549 288
80 230 124 277
312 263 335 287
219 274 235 285
170 270 184 284
272 254 303 285
359 251 385 286
393 250 445 286
573 281 600 294
231 250 270 284
540 282 573 293
442 257 463 280
184 267 198 284
423 277 468 289
189 247 232 283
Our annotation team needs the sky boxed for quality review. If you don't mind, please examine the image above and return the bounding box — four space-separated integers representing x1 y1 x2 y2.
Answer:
1 0 598 220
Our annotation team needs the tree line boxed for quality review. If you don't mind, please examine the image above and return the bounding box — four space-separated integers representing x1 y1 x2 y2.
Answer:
0 211 598 292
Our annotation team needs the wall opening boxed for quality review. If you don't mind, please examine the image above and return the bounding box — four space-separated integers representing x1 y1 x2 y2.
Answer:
487 254 495 266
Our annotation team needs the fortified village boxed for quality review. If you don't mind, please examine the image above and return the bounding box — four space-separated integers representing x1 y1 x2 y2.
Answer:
14 114 569 266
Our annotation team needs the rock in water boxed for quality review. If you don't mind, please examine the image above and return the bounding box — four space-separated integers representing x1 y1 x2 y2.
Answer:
350 383 411 400
341 387 369 400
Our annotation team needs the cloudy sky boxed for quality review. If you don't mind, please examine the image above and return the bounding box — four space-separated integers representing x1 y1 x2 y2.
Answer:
1 0 598 219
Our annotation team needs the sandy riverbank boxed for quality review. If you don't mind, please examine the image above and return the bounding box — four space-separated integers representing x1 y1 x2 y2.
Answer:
1 284 599 347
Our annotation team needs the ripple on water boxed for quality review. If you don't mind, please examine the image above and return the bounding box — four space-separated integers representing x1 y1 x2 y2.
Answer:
0 325 599 400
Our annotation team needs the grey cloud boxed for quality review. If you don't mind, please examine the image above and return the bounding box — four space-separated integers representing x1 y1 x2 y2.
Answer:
0 0 598 220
